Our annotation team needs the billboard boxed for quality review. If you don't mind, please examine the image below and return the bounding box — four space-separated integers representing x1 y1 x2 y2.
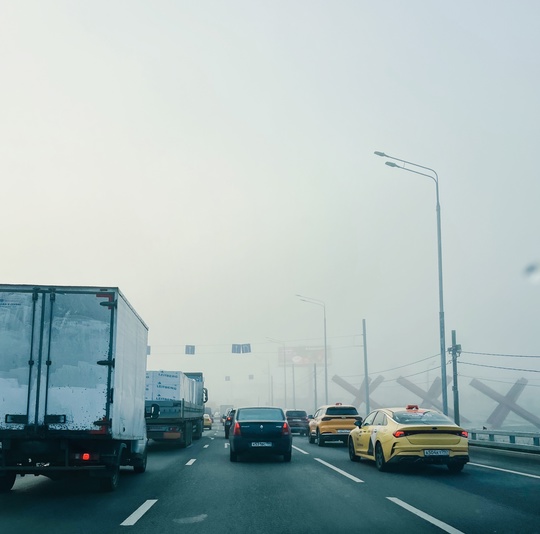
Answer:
278 346 330 367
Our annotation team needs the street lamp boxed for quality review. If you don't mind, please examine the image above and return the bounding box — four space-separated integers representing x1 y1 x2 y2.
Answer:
374 151 448 415
296 294 328 404
266 337 287 407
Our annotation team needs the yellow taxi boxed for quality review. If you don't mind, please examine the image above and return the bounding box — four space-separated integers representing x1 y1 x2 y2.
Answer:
203 413 213 430
348 404 469 472
308 403 362 446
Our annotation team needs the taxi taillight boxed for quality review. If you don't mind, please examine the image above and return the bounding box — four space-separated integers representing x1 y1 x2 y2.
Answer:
393 430 406 438
461 430 468 438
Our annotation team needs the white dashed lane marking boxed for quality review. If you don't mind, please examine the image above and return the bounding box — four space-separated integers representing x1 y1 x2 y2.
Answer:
120 499 158 526
314 458 364 483
469 462 540 479
387 497 464 534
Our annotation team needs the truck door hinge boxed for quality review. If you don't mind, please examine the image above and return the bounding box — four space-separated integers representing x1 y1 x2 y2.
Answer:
97 359 115 368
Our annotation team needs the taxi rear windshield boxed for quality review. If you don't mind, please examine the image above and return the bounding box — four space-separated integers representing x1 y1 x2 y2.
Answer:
326 406 358 416
393 411 454 425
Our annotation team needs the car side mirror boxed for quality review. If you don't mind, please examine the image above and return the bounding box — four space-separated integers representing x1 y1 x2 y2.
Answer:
308 415 313 419
354 419 363 427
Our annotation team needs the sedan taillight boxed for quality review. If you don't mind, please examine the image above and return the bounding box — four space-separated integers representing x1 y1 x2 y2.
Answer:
233 422 241 436
393 430 406 438
461 430 468 438
282 422 291 435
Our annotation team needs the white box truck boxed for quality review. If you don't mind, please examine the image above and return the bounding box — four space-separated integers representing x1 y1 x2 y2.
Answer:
0 284 149 492
145 371 208 446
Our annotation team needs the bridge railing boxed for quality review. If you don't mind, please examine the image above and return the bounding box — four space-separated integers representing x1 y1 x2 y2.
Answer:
468 429 540 453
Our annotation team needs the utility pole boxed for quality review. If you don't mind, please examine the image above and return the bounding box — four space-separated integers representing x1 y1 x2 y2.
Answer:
448 330 462 425
313 363 318 413
292 363 296 409
362 319 370 414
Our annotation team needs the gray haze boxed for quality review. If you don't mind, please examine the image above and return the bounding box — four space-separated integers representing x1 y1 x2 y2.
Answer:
2 2 539 426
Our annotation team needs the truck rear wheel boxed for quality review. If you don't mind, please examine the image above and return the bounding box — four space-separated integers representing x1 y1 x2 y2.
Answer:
100 465 120 492
133 448 147 474
193 420 203 440
0 472 16 492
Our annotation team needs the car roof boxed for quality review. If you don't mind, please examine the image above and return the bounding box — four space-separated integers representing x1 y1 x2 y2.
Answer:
318 404 356 410
236 406 283 411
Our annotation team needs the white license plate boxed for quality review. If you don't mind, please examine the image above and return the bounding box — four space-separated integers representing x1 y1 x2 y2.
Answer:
251 442 272 447
424 449 450 456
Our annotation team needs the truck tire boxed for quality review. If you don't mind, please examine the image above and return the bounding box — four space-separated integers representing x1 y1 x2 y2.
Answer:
193 420 203 440
177 422 193 448
0 472 16 493
133 448 147 474
185 422 193 447
100 465 120 491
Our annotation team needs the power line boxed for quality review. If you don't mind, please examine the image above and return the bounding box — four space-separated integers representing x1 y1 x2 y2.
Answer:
461 351 540 359
460 361 540 373
459 374 540 387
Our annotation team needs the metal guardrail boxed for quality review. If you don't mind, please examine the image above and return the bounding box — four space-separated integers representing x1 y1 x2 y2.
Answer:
468 429 540 454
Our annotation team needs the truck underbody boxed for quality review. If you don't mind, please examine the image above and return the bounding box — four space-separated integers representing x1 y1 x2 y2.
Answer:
0 429 147 492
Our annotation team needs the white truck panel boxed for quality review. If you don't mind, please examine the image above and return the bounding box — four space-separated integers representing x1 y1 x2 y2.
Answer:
0 285 148 439
111 294 148 440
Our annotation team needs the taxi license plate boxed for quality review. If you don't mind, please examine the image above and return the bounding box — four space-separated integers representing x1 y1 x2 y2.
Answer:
337 429 350 433
424 449 449 456
251 442 272 447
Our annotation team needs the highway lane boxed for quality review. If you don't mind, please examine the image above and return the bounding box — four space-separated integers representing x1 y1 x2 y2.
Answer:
0 428 539 533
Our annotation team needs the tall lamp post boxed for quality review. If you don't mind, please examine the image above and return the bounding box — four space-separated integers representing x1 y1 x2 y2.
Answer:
266 337 287 407
374 151 448 415
296 295 328 404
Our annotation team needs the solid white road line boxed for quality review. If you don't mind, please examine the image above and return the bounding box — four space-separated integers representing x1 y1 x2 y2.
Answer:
120 499 158 527
204 444 209 448
314 458 364 483
292 445 309 455
469 462 540 479
186 459 197 466
387 497 464 534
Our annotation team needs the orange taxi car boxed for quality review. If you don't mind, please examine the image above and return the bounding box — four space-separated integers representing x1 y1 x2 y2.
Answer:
308 403 362 446
348 404 469 472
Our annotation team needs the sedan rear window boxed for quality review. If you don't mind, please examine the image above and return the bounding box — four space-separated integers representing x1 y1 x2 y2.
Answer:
286 411 307 418
393 411 454 425
237 408 285 421
326 406 359 416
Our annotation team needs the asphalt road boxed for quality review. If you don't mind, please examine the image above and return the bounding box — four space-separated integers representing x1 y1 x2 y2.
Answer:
1 427 539 534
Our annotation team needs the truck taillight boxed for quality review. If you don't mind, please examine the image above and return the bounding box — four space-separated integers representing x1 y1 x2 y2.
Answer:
282 422 291 435
233 422 241 436
72 452 99 461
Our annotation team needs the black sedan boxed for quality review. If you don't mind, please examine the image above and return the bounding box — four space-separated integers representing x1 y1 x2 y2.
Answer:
224 409 236 439
229 406 292 462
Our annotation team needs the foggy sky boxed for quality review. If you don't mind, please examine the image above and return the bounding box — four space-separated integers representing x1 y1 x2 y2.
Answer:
1 2 539 424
